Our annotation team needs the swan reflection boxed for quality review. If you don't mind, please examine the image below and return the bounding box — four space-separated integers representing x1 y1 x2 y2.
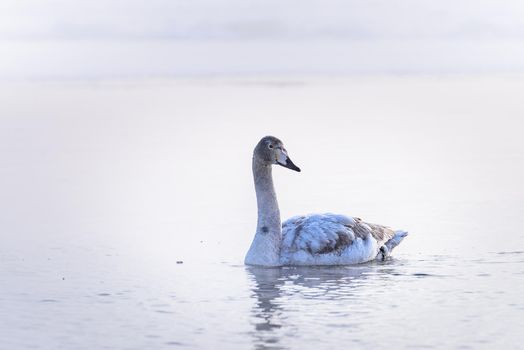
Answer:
245 263 398 349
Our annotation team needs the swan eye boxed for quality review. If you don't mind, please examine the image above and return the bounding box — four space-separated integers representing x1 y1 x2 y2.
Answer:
268 144 274 149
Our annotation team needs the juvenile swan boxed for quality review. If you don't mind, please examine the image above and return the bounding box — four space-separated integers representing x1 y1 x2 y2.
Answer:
245 136 408 267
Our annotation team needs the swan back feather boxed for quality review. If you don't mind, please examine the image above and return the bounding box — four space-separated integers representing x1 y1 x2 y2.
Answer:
280 213 398 265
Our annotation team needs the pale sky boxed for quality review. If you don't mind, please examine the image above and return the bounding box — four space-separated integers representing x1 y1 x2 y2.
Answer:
2 1 524 79
1 0 524 40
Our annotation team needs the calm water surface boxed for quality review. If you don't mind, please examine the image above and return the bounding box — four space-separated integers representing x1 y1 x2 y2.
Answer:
1 77 523 349
2 249 523 349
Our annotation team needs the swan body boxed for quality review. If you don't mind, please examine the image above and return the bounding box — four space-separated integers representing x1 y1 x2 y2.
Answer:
281 214 407 265
245 136 408 267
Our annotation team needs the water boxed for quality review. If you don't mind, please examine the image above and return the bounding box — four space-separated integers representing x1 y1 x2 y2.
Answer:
3 253 523 349
1 76 524 349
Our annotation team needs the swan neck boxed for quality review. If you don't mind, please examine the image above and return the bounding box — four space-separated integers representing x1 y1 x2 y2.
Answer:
253 159 281 234
244 158 282 266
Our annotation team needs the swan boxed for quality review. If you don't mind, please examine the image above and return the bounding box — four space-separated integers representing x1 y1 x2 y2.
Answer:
245 136 408 267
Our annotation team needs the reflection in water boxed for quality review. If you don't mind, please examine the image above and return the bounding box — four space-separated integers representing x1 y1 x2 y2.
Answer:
245 263 399 349
246 268 286 350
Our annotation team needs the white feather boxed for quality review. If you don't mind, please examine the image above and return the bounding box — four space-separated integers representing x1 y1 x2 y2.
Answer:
280 213 385 265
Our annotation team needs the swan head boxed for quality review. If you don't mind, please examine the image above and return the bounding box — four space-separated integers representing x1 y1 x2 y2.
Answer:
254 136 301 172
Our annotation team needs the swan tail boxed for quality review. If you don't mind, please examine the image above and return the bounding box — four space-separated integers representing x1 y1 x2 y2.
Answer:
375 230 408 261
385 230 408 251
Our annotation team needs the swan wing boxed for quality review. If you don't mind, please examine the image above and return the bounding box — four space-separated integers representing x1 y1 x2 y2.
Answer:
280 213 396 265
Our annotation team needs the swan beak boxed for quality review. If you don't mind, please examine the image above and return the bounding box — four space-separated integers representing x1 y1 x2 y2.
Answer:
278 157 301 172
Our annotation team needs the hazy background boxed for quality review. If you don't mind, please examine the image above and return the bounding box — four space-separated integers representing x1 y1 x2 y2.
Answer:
1 0 523 255
2 0 524 80
1 2 524 349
